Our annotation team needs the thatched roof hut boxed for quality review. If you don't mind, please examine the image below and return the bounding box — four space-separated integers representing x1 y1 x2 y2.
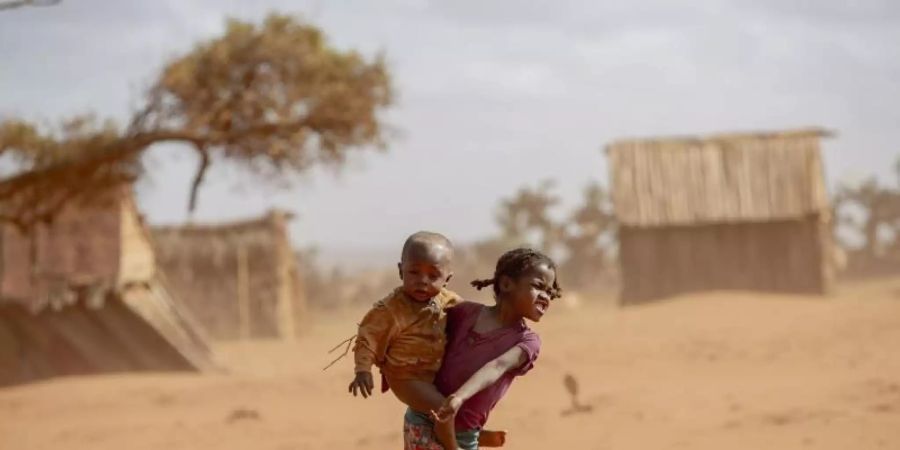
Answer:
606 128 834 303
152 210 305 340
0 188 215 386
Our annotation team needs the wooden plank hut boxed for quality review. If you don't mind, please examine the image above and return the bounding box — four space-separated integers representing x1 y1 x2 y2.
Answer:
0 188 215 386
606 128 834 304
152 210 306 341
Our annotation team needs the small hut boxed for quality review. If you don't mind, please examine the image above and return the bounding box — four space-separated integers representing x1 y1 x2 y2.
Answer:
0 188 215 386
606 128 834 304
151 210 306 340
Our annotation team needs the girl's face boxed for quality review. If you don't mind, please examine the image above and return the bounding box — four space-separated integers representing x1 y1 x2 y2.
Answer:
499 263 556 322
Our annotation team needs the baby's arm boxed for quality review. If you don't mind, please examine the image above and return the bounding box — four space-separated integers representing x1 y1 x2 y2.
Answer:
348 303 396 398
431 346 527 422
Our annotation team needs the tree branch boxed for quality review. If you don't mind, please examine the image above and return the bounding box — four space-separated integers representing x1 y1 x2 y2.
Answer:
0 0 60 11
0 117 317 231
188 148 210 214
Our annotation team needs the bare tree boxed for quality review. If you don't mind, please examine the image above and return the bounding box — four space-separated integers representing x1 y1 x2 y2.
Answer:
560 182 617 290
495 180 561 250
833 158 900 272
484 180 618 292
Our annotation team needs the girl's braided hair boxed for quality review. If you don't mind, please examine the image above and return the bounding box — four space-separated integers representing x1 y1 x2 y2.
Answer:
471 248 562 300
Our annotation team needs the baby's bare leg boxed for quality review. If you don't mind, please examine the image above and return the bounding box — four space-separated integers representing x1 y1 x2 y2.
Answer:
388 377 458 450
388 378 443 412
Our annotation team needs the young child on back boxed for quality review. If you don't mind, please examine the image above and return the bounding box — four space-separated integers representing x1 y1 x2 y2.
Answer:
348 231 462 449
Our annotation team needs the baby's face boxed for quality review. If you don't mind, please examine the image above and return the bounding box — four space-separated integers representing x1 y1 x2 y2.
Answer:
398 249 453 302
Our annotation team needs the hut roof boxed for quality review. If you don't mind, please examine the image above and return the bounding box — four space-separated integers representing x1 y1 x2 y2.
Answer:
606 127 833 227
152 210 294 235
151 210 294 258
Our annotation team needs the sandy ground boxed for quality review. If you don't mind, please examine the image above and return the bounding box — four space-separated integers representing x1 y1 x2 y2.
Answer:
2 279 900 450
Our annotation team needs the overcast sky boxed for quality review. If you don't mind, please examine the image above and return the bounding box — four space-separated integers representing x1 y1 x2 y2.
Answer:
2 0 899 265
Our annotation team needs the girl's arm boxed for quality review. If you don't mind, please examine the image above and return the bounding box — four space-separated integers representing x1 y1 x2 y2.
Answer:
431 346 527 422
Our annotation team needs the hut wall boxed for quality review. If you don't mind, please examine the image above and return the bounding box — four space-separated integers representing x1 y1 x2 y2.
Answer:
0 200 121 306
152 212 304 341
268 212 305 339
118 197 156 285
619 215 831 304
0 190 215 385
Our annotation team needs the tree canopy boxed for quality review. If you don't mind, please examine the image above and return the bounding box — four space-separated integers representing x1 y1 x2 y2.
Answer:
0 14 393 230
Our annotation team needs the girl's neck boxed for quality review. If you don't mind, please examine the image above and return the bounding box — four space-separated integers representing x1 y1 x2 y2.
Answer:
488 300 522 327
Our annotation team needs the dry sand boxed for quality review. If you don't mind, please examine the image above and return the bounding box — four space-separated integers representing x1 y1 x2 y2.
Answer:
2 279 900 450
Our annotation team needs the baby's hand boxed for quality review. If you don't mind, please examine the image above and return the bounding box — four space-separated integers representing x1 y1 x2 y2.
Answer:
430 394 463 423
348 371 374 398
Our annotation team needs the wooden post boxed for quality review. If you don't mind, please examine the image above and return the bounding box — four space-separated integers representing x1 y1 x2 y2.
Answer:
276 246 296 341
0 225 5 296
236 243 250 339
270 211 296 340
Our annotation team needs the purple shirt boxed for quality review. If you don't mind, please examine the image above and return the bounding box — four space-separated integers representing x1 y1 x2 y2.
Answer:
434 301 541 431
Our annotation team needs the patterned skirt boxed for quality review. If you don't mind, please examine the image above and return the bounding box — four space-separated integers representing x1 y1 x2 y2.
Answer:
403 408 479 450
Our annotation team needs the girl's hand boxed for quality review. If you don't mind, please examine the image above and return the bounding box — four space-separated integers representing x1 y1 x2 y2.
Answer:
430 394 463 423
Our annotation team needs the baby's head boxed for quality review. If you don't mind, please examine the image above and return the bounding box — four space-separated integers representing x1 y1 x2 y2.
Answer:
398 231 454 302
